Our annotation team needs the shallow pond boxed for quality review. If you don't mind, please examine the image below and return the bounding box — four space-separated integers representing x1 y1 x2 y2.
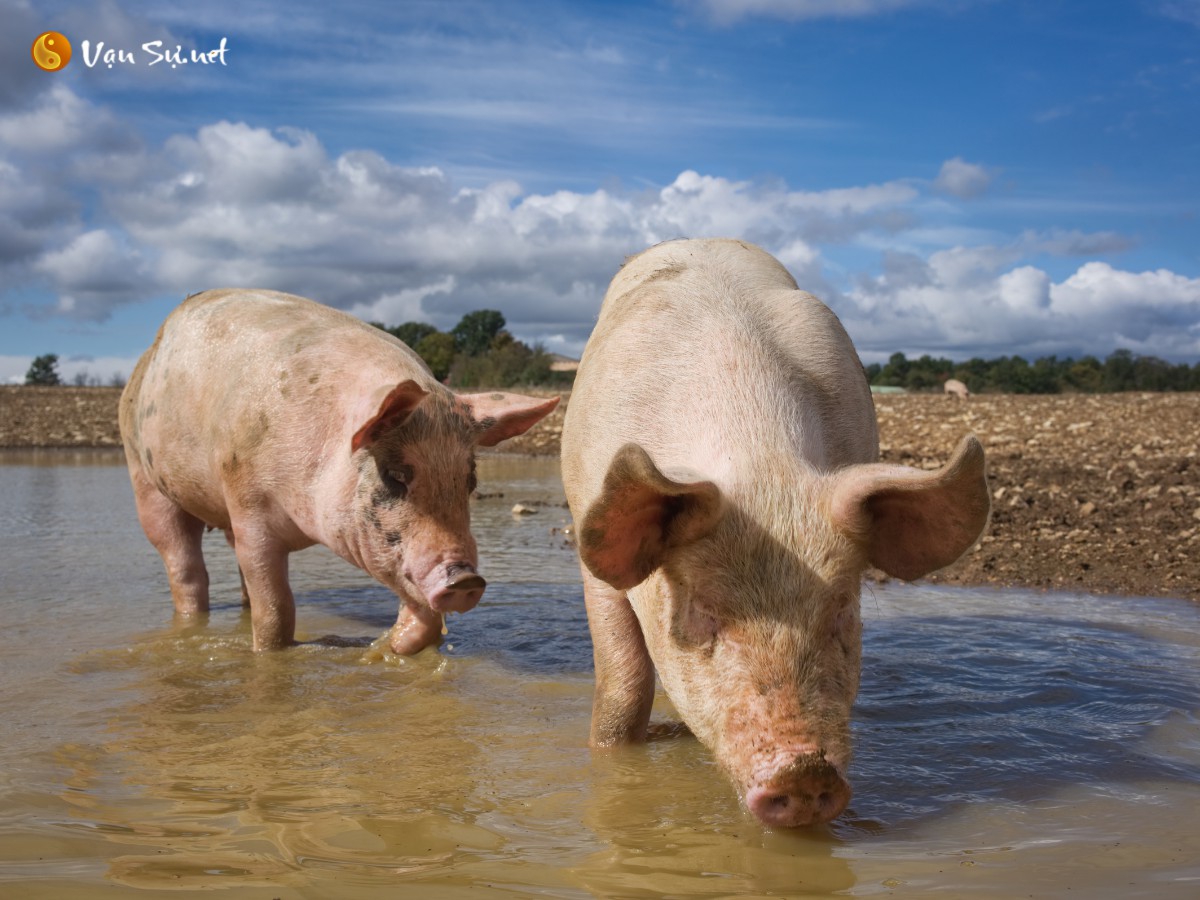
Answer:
1 450 1198 898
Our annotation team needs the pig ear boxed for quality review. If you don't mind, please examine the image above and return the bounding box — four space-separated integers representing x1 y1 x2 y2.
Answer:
351 380 430 452
579 443 724 590
458 392 561 447
830 435 990 581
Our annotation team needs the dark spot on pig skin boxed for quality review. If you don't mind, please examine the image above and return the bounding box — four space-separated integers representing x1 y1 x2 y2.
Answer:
384 530 403 546
309 373 320 385
145 448 153 469
491 393 505 401
370 483 400 510
477 417 497 434
241 412 270 451
643 263 686 284
580 524 606 554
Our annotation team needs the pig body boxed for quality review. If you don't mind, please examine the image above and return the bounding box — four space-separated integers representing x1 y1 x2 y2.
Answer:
120 290 557 653
944 378 971 399
561 239 989 827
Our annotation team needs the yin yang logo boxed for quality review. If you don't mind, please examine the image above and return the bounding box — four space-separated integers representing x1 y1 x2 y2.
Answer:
32 32 72 72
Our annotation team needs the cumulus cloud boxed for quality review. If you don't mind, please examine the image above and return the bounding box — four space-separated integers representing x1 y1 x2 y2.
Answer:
844 247 1200 361
1 84 1196 365
933 157 994 199
2 111 922 349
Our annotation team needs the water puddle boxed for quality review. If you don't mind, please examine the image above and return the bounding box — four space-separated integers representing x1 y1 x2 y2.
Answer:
1 451 1197 896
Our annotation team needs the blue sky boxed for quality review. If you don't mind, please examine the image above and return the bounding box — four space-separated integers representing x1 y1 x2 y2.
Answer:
1 0 1198 383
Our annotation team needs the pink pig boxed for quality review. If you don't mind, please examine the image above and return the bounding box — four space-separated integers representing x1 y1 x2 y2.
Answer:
120 289 558 654
561 240 989 827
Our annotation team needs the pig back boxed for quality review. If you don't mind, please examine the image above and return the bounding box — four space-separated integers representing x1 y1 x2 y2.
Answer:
123 289 437 519
563 239 878 503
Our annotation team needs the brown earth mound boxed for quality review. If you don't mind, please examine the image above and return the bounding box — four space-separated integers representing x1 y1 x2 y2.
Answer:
2 386 1196 600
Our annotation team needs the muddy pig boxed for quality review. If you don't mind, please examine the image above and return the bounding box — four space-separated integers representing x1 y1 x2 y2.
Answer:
120 290 558 654
561 239 989 827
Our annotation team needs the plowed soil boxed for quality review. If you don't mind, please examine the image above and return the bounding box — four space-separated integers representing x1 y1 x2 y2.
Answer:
3 386 1196 601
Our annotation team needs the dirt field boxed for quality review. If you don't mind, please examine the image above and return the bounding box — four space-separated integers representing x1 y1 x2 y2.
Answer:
2 385 1196 600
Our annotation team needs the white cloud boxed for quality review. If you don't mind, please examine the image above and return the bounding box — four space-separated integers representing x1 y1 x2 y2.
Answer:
933 157 994 199
1157 1 1200 27
844 254 1200 360
0 85 1196 365
687 0 936 24
31 229 153 319
349 277 458 324
3 117 921 345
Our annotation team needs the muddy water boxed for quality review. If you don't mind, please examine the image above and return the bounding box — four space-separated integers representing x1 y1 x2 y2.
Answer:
1 449 1198 898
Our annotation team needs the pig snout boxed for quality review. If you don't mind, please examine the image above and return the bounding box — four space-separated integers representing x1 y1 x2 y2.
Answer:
425 563 487 613
744 750 851 828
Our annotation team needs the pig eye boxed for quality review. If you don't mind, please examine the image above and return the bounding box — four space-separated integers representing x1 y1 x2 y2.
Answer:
381 464 414 499
467 460 477 494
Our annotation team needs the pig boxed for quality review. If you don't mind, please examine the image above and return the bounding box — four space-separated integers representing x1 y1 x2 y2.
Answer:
120 290 559 654
561 239 989 827
944 378 971 399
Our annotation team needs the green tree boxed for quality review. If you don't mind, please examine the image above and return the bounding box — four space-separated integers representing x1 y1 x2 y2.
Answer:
1102 349 1136 391
874 351 909 387
386 321 440 349
452 310 506 357
25 354 61 386
415 332 458 381
1064 356 1102 393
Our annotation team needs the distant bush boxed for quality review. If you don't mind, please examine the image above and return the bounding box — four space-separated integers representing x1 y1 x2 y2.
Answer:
25 354 61 386
373 310 562 388
865 349 1200 394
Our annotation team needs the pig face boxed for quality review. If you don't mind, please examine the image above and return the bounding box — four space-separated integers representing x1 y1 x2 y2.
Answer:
629 505 865 826
578 438 989 826
349 381 559 651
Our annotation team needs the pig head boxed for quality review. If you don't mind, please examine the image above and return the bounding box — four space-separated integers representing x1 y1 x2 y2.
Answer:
561 238 991 828
345 381 561 654
576 437 988 826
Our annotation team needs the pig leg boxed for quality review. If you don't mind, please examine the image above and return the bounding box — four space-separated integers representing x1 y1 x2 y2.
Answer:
129 466 210 617
389 601 444 655
222 530 252 609
582 565 655 747
229 523 296 651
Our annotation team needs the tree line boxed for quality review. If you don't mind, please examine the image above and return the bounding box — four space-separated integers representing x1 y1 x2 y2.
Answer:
23 330 1200 394
867 349 1200 394
24 309 568 390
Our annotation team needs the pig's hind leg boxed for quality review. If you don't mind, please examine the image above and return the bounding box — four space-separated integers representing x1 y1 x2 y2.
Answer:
228 521 296 651
582 565 656 747
221 530 252 609
129 468 210 618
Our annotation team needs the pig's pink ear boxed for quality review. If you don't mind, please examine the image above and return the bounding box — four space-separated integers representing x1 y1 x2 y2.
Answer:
830 435 990 581
579 443 724 590
351 380 430 452
458 392 561 447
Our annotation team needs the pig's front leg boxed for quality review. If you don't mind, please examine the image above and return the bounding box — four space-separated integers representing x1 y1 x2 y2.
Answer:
389 601 443 655
231 526 297 651
582 565 655 747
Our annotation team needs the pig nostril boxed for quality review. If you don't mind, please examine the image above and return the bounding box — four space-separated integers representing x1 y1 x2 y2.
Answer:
767 794 790 811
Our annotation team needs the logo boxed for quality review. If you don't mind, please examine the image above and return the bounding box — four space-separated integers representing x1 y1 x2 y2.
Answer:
32 31 72 72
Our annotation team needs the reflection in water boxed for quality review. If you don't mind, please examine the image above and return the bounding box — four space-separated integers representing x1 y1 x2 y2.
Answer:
0 452 1198 897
